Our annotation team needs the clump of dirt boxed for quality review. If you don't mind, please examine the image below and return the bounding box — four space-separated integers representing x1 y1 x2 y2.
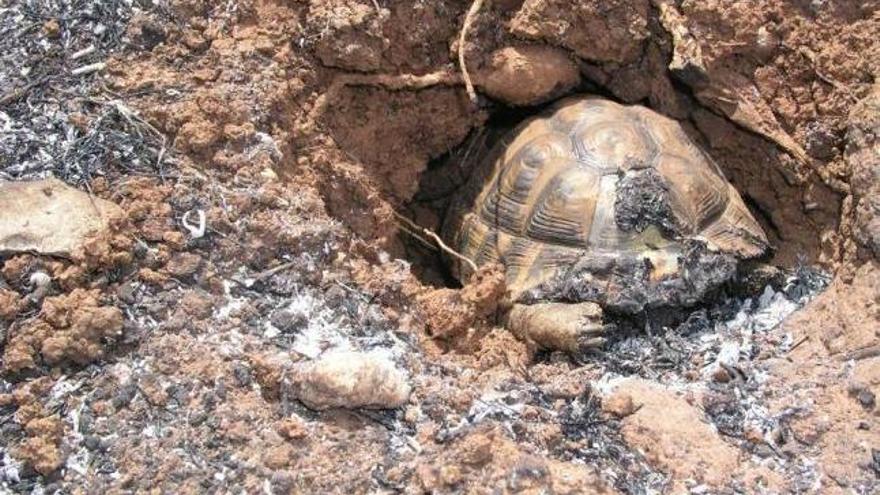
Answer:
0 289 23 322
417 264 505 341
604 378 778 492
307 1 459 73
475 45 581 106
287 350 412 410
0 378 64 477
15 415 65 477
510 0 651 64
2 289 123 373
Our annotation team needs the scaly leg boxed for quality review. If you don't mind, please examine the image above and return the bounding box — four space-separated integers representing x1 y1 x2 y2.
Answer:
505 302 611 352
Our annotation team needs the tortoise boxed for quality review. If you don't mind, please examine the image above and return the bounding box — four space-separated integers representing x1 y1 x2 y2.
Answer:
443 96 769 352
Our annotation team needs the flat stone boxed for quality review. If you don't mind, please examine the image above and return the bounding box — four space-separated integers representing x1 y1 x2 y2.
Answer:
0 178 123 257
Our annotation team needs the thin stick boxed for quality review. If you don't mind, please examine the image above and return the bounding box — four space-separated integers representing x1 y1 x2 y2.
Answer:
425 230 478 274
458 0 484 104
70 44 96 60
393 211 478 274
252 261 297 284
72 62 106 76
91 97 169 173
394 219 437 251
308 69 461 123
788 335 809 353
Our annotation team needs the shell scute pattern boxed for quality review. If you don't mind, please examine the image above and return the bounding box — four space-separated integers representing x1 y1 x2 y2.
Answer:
654 153 729 233
446 96 769 303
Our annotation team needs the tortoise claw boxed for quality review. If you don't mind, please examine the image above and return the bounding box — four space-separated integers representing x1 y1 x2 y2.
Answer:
506 302 610 353
575 323 615 352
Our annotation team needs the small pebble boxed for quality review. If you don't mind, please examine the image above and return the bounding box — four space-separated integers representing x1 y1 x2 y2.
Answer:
712 366 732 383
112 383 138 409
270 309 308 333
232 363 253 387
847 383 877 410
857 389 876 409
43 19 61 39
83 435 105 452
323 285 346 309
602 392 638 418
189 412 207 426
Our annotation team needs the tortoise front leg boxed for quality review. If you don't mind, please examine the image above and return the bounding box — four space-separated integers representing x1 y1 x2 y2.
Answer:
505 302 611 353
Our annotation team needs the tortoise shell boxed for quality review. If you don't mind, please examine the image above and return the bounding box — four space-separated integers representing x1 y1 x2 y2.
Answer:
444 96 769 309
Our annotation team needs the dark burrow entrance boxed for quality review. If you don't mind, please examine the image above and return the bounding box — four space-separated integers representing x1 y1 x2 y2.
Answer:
400 102 548 289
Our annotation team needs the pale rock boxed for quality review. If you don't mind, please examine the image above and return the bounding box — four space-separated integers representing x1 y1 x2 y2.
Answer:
0 178 123 257
475 46 579 106
289 351 411 410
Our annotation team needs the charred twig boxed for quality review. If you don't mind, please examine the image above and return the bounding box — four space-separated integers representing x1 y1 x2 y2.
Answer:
334 281 372 303
88 97 170 175
394 218 438 252
788 335 809 353
252 261 298 285
71 61 106 76
70 44 96 60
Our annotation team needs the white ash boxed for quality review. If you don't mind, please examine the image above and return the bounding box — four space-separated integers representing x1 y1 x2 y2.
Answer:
27 271 51 290
65 446 90 477
467 389 531 424
589 267 831 490
0 450 22 487
263 284 409 360
215 279 248 321
268 289 347 357
702 269 829 381
723 284 801 334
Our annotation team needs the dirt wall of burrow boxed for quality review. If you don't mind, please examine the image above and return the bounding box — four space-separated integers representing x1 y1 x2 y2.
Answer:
116 0 878 271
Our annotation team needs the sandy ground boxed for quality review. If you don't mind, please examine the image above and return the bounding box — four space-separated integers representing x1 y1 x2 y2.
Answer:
1 1 878 493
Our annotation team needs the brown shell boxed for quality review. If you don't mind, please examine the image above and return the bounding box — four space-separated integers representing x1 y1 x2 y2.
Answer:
445 96 768 297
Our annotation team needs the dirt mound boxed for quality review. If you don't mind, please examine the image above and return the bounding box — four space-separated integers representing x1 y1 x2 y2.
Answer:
2 289 123 373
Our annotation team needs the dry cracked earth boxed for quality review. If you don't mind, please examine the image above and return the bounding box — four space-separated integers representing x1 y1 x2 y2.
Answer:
0 1 879 493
